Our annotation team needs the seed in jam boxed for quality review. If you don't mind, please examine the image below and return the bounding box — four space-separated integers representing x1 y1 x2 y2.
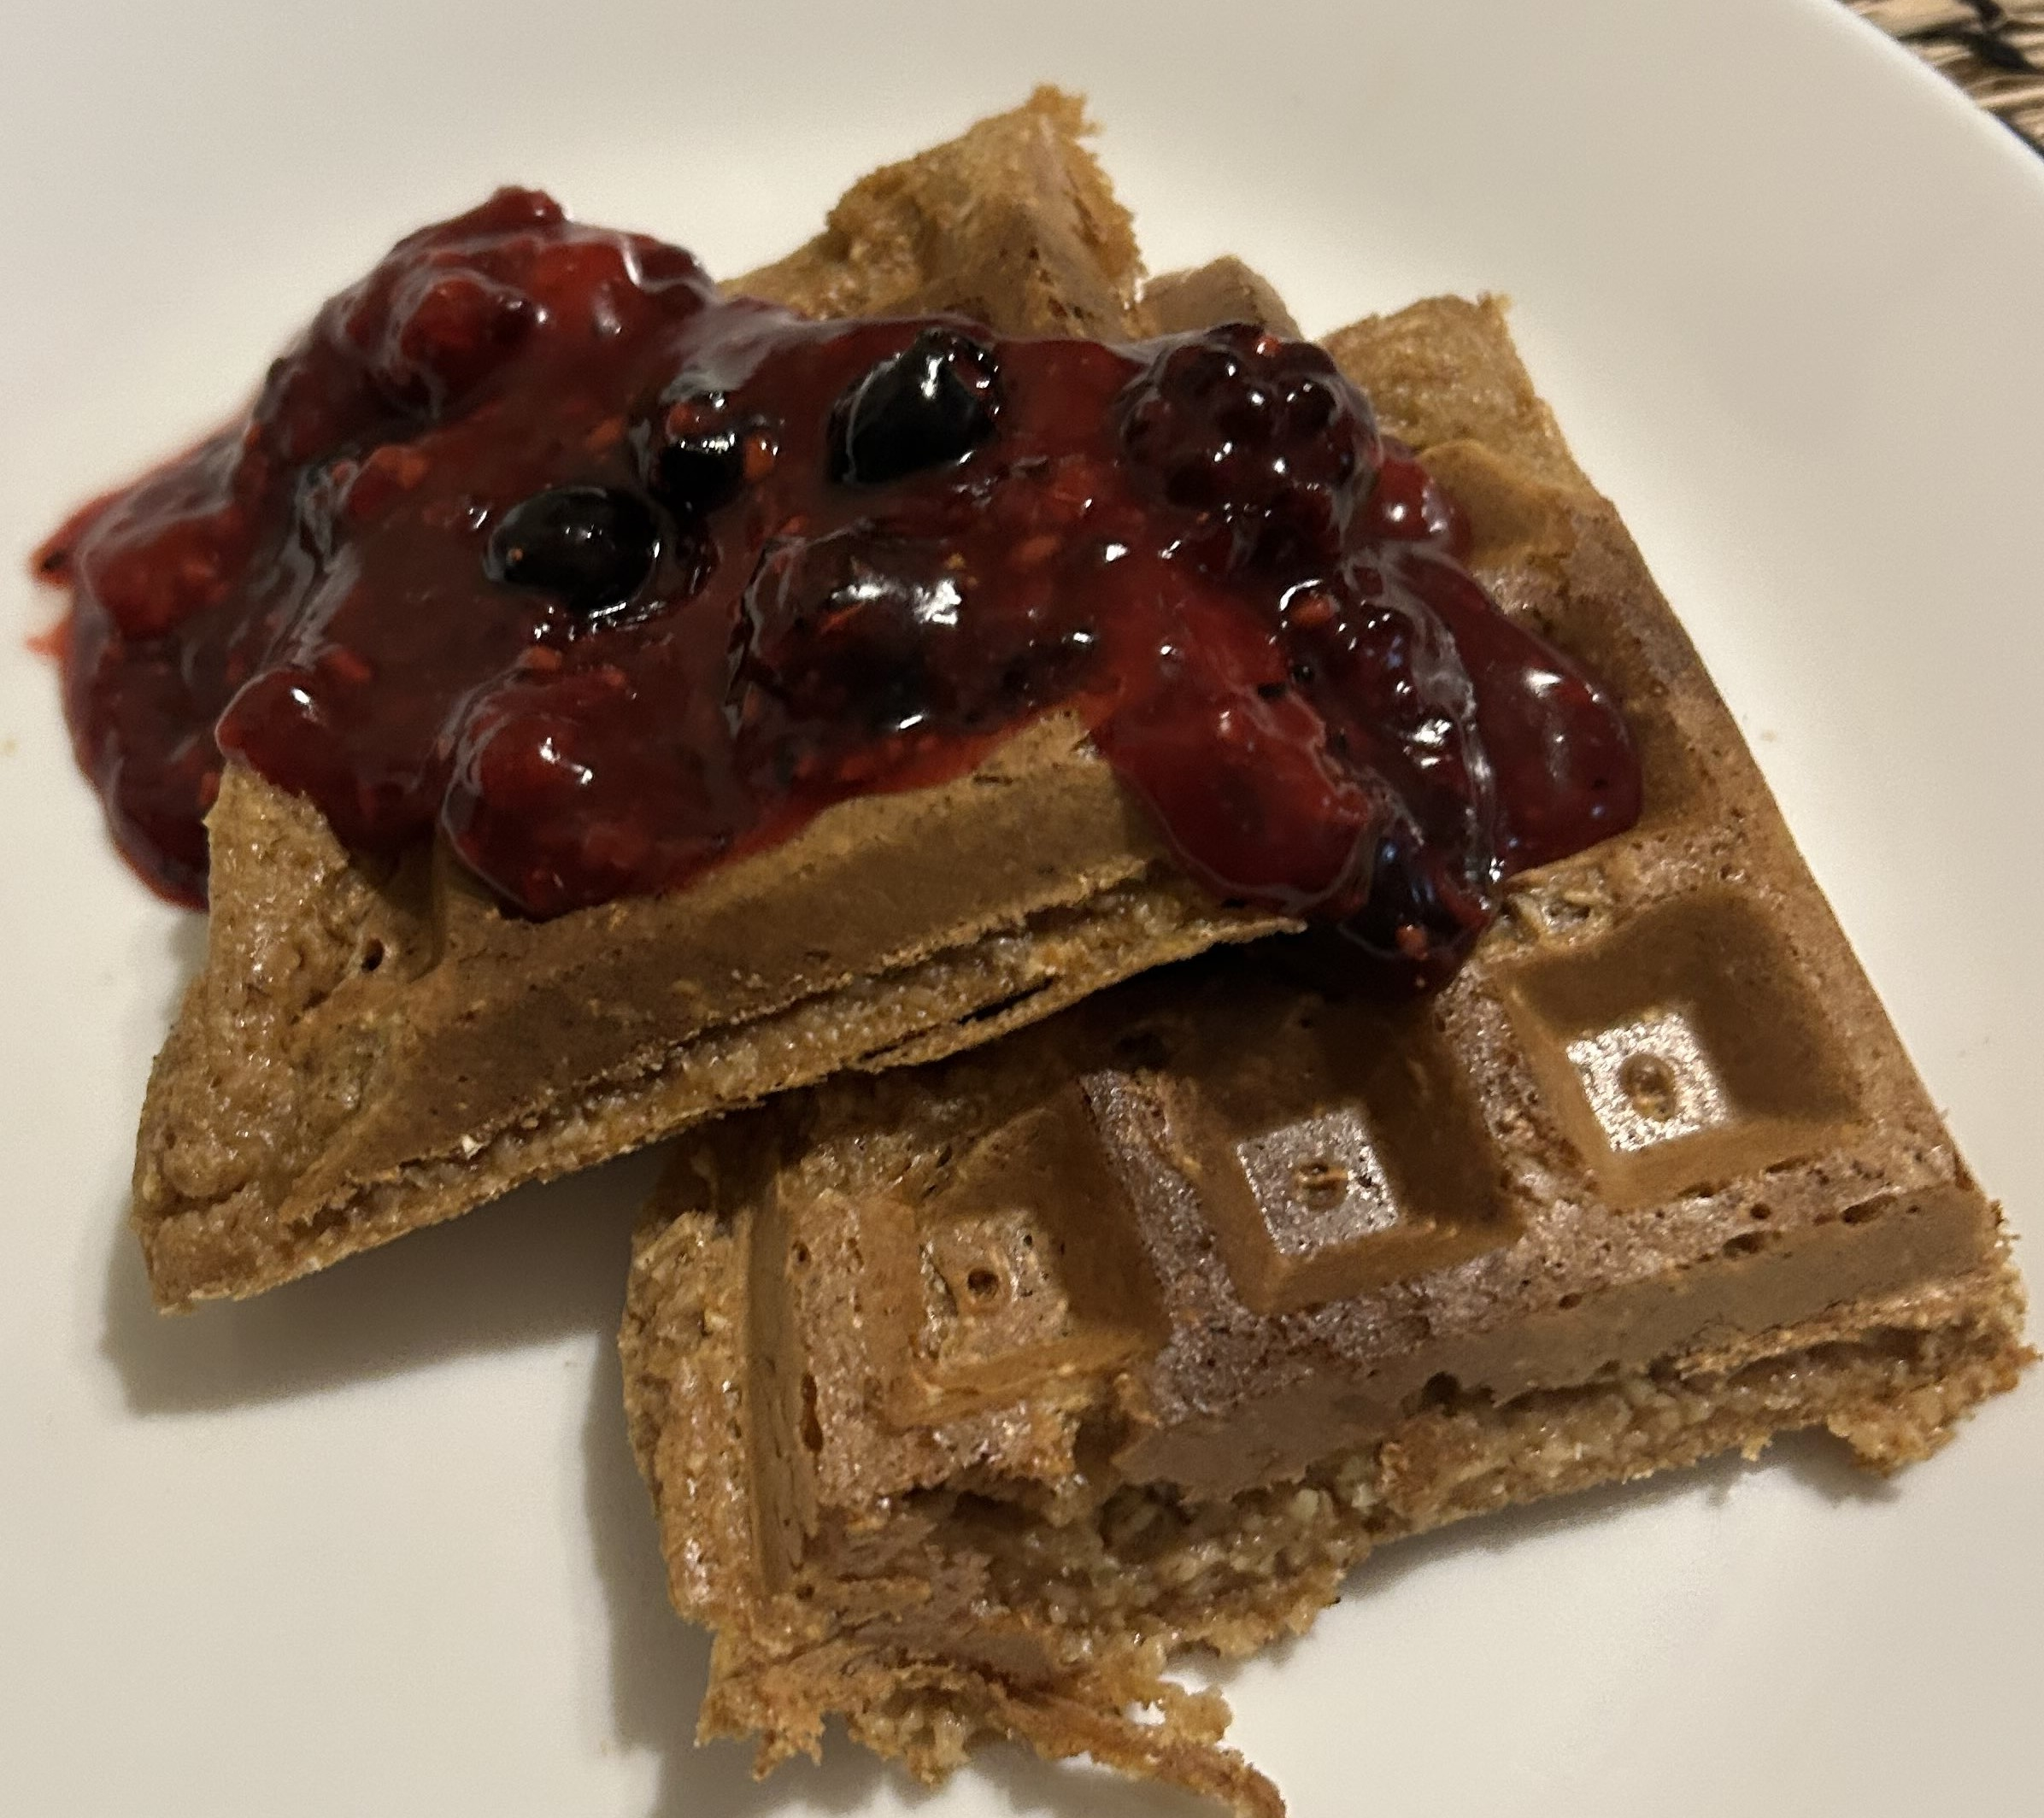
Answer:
36 191 1642 988
485 485 661 622
830 327 1001 484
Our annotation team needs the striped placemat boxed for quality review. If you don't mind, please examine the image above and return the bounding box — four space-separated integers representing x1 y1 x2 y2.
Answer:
1852 1 2044 149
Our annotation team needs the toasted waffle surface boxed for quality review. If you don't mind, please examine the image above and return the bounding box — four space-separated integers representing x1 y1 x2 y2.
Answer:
620 292 2030 1812
737 85 1141 335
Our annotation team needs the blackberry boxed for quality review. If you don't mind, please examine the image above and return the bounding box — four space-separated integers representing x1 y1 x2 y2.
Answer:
1120 324 1380 574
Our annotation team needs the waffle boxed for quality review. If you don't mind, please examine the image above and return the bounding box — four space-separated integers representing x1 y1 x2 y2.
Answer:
129 91 1296 1309
619 294 2030 1814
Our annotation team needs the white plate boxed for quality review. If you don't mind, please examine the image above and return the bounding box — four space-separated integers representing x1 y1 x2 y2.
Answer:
3 2 2040 1814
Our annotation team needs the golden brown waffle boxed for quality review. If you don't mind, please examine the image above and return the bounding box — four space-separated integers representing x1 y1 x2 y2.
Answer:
131 91 1294 1309
619 294 2030 1815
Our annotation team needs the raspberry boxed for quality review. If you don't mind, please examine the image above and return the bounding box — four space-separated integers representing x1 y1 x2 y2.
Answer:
376 265 537 413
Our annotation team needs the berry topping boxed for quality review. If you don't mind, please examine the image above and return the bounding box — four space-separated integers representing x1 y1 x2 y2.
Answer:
738 528 1095 747
1338 828 1494 978
741 532 968 733
830 327 1001 484
37 191 1641 987
485 485 661 622
371 267 538 414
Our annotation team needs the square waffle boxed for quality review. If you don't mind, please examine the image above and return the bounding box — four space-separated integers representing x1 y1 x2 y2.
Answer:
619 290 2029 1815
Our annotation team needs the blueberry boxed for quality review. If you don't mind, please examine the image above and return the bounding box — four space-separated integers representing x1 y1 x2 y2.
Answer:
652 429 747 514
830 328 1001 485
485 485 660 620
646 389 777 516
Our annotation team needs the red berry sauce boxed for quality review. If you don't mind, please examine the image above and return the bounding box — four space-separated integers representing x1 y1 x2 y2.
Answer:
36 188 1640 986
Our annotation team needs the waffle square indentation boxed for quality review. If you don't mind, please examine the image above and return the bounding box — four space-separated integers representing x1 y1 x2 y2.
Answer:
1235 1108 1401 1255
1565 1008 1732 1153
1507 892 1860 1205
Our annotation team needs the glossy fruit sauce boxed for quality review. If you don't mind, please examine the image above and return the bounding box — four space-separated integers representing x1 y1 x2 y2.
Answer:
36 189 1640 987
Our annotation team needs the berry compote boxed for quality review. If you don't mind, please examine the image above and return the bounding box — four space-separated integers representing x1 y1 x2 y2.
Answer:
36 189 1641 988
